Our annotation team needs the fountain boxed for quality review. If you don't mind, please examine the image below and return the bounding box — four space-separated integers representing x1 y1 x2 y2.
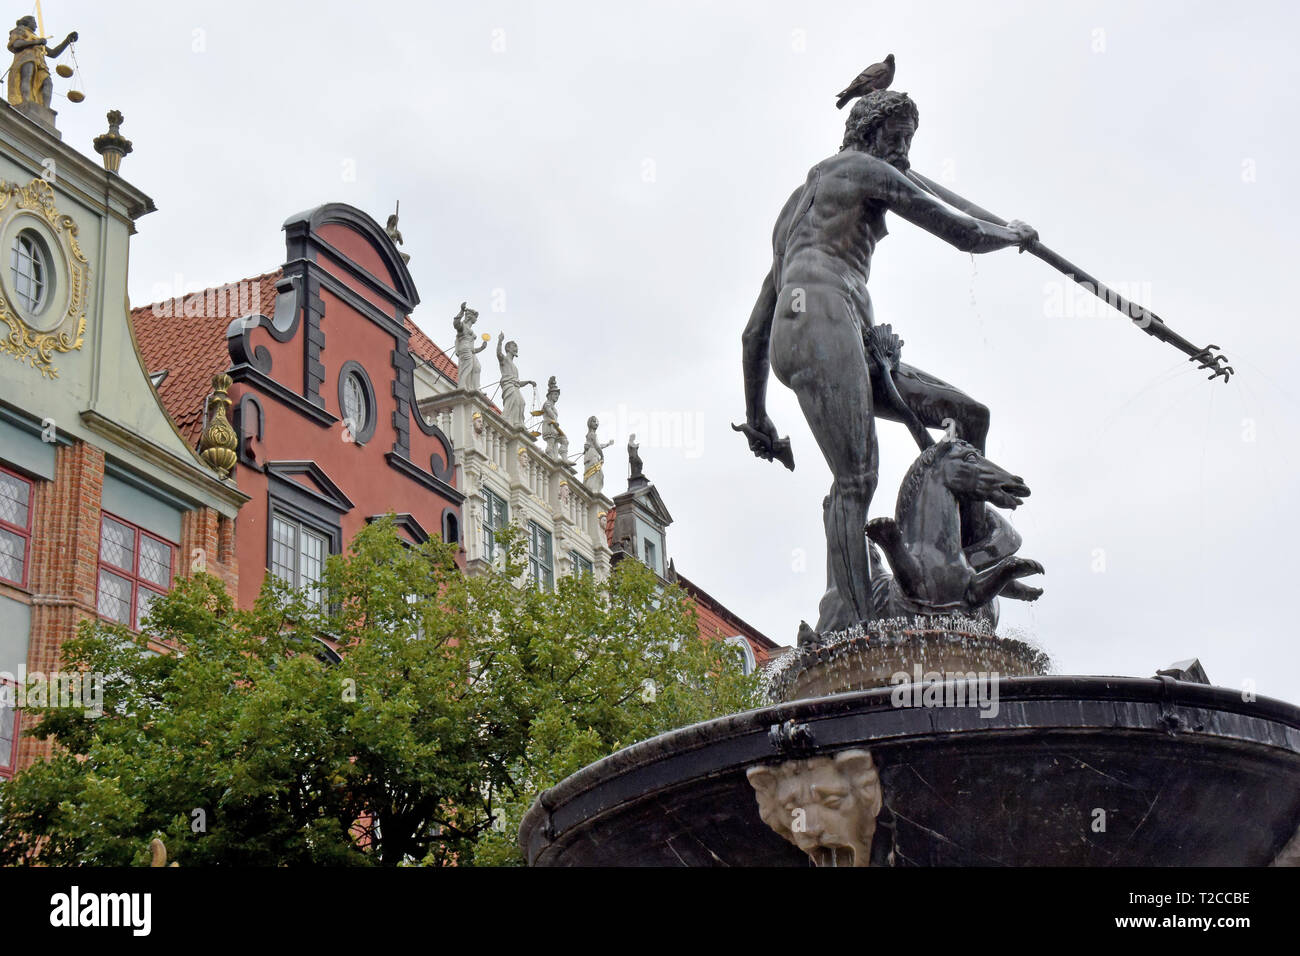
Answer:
519 74 1299 867
520 668 1300 866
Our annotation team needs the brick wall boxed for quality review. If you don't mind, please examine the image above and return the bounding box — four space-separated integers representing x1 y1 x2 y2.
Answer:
18 441 104 768
13 441 240 773
179 506 238 596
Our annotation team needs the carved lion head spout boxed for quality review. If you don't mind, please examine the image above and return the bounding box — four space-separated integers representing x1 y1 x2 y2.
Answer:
747 749 882 867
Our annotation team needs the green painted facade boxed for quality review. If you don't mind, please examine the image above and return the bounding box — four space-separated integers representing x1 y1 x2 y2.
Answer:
0 103 246 738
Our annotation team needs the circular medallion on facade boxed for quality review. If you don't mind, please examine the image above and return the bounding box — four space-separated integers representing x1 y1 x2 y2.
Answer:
0 178 90 377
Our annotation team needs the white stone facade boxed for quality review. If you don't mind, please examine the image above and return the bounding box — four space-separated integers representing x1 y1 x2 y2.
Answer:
415 374 613 583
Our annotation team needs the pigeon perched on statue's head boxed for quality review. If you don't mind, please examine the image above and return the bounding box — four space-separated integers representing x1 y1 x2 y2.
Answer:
835 54 895 109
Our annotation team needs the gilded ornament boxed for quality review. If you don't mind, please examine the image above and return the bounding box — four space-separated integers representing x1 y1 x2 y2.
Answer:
199 373 239 477
0 178 90 378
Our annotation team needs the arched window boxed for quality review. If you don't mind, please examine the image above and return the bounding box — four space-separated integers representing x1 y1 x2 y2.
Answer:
442 510 460 545
724 636 757 676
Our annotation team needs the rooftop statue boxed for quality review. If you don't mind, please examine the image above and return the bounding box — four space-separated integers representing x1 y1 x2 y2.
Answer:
583 416 615 493
628 434 643 480
496 333 535 429
385 201 410 264
452 302 488 392
541 376 564 458
6 16 76 119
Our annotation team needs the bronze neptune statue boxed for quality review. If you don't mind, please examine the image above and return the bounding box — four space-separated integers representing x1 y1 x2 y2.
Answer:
741 89 1037 635
741 85 1230 639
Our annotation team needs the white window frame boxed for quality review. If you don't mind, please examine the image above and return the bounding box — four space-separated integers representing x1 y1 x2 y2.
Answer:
527 520 553 591
482 487 508 563
342 372 368 435
10 229 50 315
642 537 658 575
570 550 593 578
270 511 330 609
724 636 757 676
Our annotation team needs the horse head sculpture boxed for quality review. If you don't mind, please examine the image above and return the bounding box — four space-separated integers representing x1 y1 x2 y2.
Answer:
867 439 1043 624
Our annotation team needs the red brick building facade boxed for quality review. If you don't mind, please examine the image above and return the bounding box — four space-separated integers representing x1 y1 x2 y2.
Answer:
130 201 781 671
132 205 463 619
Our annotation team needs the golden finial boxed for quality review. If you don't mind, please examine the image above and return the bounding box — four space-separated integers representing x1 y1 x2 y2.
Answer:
199 373 238 477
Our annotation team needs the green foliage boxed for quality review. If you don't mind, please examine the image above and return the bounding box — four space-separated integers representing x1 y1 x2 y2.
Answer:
0 517 757 865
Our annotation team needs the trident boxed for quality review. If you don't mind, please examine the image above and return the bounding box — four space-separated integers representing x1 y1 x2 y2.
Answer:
909 170 1234 382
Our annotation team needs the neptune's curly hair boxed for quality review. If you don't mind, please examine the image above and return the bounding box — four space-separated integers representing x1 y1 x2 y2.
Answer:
841 90 920 153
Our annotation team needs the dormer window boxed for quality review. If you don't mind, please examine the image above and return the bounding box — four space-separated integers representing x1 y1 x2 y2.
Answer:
724 636 757 676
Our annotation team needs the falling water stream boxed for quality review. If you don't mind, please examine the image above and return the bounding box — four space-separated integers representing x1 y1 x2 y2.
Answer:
970 253 987 349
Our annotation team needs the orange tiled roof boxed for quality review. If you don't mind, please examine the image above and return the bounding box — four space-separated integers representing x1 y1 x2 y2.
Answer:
131 269 284 445
675 570 781 654
131 270 463 445
405 317 458 383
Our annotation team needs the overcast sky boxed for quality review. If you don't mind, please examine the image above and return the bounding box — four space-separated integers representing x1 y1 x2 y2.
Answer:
43 1 1300 699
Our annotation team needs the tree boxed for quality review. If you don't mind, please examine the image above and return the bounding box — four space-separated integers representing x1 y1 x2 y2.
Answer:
0 517 757 865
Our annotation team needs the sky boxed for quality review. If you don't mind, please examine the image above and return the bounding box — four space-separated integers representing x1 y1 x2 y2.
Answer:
35 1 1300 700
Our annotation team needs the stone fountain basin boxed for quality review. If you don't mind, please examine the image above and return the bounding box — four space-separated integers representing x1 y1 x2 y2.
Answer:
519 676 1300 866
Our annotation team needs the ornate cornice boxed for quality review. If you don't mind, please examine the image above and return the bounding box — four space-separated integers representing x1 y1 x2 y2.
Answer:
0 105 156 223
79 408 249 516
385 451 464 505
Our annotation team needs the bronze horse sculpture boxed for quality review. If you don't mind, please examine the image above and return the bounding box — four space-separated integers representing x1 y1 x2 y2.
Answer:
866 438 1043 626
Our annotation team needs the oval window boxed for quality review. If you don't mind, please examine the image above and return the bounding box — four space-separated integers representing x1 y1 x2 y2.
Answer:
9 229 50 315
342 371 368 433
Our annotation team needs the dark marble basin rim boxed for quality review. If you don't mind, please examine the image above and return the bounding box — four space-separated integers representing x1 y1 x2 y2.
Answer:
519 675 1300 862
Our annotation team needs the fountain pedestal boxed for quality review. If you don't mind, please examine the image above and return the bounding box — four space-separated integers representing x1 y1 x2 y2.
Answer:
766 619 1051 702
